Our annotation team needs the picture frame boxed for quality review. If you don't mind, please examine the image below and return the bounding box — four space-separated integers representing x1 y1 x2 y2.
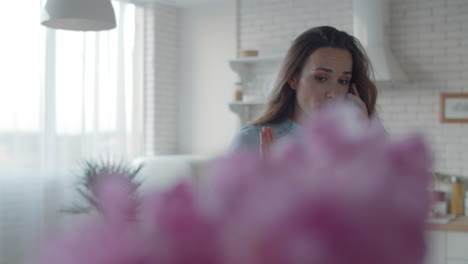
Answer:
440 93 468 123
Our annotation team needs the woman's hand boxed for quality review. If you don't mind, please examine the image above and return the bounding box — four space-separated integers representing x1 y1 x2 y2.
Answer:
260 126 275 159
347 83 368 117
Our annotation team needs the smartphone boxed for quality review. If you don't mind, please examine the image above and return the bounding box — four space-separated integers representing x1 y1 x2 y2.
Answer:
348 81 360 98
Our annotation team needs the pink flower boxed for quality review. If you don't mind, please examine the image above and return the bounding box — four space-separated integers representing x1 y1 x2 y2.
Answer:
40 176 147 264
39 102 432 264
197 102 432 264
91 174 139 221
40 219 148 264
140 181 221 264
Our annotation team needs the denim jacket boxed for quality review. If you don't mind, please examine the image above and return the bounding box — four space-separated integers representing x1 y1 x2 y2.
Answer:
229 119 302 152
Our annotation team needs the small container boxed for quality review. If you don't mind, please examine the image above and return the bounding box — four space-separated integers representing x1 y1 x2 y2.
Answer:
239 49 259 58
432 191 448 217
465 191 468 216
433 191 445 202
233 82 243 101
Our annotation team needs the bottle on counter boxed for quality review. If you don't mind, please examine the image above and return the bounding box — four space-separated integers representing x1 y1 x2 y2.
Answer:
450 176 464 216
465 191 468 217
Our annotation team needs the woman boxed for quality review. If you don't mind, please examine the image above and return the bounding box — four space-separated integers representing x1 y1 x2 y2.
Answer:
230 26 378 156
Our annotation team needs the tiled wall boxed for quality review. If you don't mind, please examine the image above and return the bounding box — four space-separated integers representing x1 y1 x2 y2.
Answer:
390 0 468 81
238 0 468 176
239 0 353 53
143 6 156 156
144 3 180 155
383 0 468 176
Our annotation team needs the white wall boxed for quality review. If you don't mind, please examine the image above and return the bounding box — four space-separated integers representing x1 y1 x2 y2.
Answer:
236 0 468 177
380 0 468 177
153 4 181 154
143 3 180 155
178 0 239 155
172 0 468 174
239 0 353 52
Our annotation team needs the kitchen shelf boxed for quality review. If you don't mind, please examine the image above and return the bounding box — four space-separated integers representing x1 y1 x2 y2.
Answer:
229 54 284 64
229 101 265 105
227 55 283 126
228 101 265 111
229 101 265 126
228 55 284 85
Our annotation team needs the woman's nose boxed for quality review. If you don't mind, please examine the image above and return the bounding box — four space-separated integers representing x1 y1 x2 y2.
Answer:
325 88 337 99
325 84 343 99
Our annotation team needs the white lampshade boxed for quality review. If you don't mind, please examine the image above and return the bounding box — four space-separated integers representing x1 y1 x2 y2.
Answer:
41 0 116 31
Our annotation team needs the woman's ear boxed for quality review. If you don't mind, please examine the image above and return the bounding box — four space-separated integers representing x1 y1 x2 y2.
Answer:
288 76 298 90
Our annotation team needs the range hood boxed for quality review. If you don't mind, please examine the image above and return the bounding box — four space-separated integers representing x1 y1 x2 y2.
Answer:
353 0 408 82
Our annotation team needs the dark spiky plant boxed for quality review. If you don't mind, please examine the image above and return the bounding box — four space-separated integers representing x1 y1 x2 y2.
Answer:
62 158 143 214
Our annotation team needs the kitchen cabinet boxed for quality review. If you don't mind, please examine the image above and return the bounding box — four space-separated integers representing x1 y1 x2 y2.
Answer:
426 231 446 264
447 232 468 260
426 217 468 264
447 260 468 264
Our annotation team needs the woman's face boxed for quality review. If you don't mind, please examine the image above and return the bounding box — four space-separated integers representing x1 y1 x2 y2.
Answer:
289 47 353 119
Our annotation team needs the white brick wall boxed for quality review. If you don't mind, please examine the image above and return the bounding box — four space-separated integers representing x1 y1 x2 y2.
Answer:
144 3 180 155
143 6 156 156
239 0 352 53
377 81 468 177
390 0 468 82
383 0 468 177
238 0 468 177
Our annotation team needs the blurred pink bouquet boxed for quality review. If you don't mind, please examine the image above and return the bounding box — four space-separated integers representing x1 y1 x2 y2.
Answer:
40 103 432 264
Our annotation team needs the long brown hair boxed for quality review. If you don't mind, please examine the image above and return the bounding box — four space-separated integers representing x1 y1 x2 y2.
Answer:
252 26 377 125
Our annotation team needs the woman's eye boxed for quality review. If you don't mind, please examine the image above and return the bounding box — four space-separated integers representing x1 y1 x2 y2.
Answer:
315 76 327 82
339 79 350 85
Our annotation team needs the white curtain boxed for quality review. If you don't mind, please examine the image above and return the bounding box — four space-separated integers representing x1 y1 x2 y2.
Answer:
0 1 142 263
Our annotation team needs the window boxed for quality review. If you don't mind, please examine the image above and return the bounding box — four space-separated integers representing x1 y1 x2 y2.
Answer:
0 1 143 174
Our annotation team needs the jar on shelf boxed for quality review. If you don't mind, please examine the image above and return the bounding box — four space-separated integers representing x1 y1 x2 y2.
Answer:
233 81 243 101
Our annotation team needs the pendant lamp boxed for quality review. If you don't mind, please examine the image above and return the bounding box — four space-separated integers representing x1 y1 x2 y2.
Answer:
41 0 116 31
